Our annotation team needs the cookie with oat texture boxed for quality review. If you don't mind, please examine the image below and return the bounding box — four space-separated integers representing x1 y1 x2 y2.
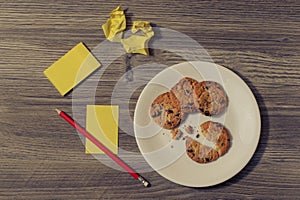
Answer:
193 81 228 116
150 91 182 129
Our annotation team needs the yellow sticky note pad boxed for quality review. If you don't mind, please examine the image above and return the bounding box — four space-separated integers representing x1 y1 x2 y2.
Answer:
43 42 101 96
86 105 119 154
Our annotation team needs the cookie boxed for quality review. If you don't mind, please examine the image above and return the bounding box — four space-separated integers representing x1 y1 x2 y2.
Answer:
200 121 230 156
150 91 182 129
171 77 198 113
185 136 219 163
193 81 228 116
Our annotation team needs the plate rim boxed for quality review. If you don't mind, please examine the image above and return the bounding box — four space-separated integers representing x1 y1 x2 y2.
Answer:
134 61 261 187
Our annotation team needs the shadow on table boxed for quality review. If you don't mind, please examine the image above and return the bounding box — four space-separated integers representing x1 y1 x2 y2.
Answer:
212 68 269 189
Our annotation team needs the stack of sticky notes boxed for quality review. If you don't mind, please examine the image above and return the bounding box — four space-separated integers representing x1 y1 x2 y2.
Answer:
86 105 119 154
44 42 119 154
44 42 101 96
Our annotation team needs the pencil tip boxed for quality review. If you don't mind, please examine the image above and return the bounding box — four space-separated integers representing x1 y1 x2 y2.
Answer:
55 108 61 114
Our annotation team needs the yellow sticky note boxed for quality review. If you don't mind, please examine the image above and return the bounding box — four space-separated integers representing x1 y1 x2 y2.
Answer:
120 20 154 55
102 5 126 42
86 105 119 154
43 42 101 96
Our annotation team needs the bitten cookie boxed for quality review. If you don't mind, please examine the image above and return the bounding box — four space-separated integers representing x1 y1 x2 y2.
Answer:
200 121 231 156
185 136 219 163
150 91 182 129
193 81 228 116
171 77 198 113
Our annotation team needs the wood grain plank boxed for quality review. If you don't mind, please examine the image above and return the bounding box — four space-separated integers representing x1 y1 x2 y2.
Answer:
0 0 299 199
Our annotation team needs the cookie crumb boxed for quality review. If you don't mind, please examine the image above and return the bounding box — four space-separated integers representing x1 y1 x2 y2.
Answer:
185 125 193 134
171 128 183 140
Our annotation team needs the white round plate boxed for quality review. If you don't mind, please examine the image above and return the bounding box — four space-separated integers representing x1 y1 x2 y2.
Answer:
134 61 261 187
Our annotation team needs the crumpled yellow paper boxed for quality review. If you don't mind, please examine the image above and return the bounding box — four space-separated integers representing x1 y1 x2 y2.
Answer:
102 6 154 55
120 35 150 55
102 5 126 42
131 20 154 37
121 20 154 55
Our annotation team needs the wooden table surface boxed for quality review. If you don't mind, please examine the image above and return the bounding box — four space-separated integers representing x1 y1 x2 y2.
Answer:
1 0 299 199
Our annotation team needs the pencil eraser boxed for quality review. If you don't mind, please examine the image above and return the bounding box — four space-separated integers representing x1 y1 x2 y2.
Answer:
43 42 101 96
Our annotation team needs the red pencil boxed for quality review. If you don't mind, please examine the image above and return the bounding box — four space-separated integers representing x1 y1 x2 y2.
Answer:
55 108 150 187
